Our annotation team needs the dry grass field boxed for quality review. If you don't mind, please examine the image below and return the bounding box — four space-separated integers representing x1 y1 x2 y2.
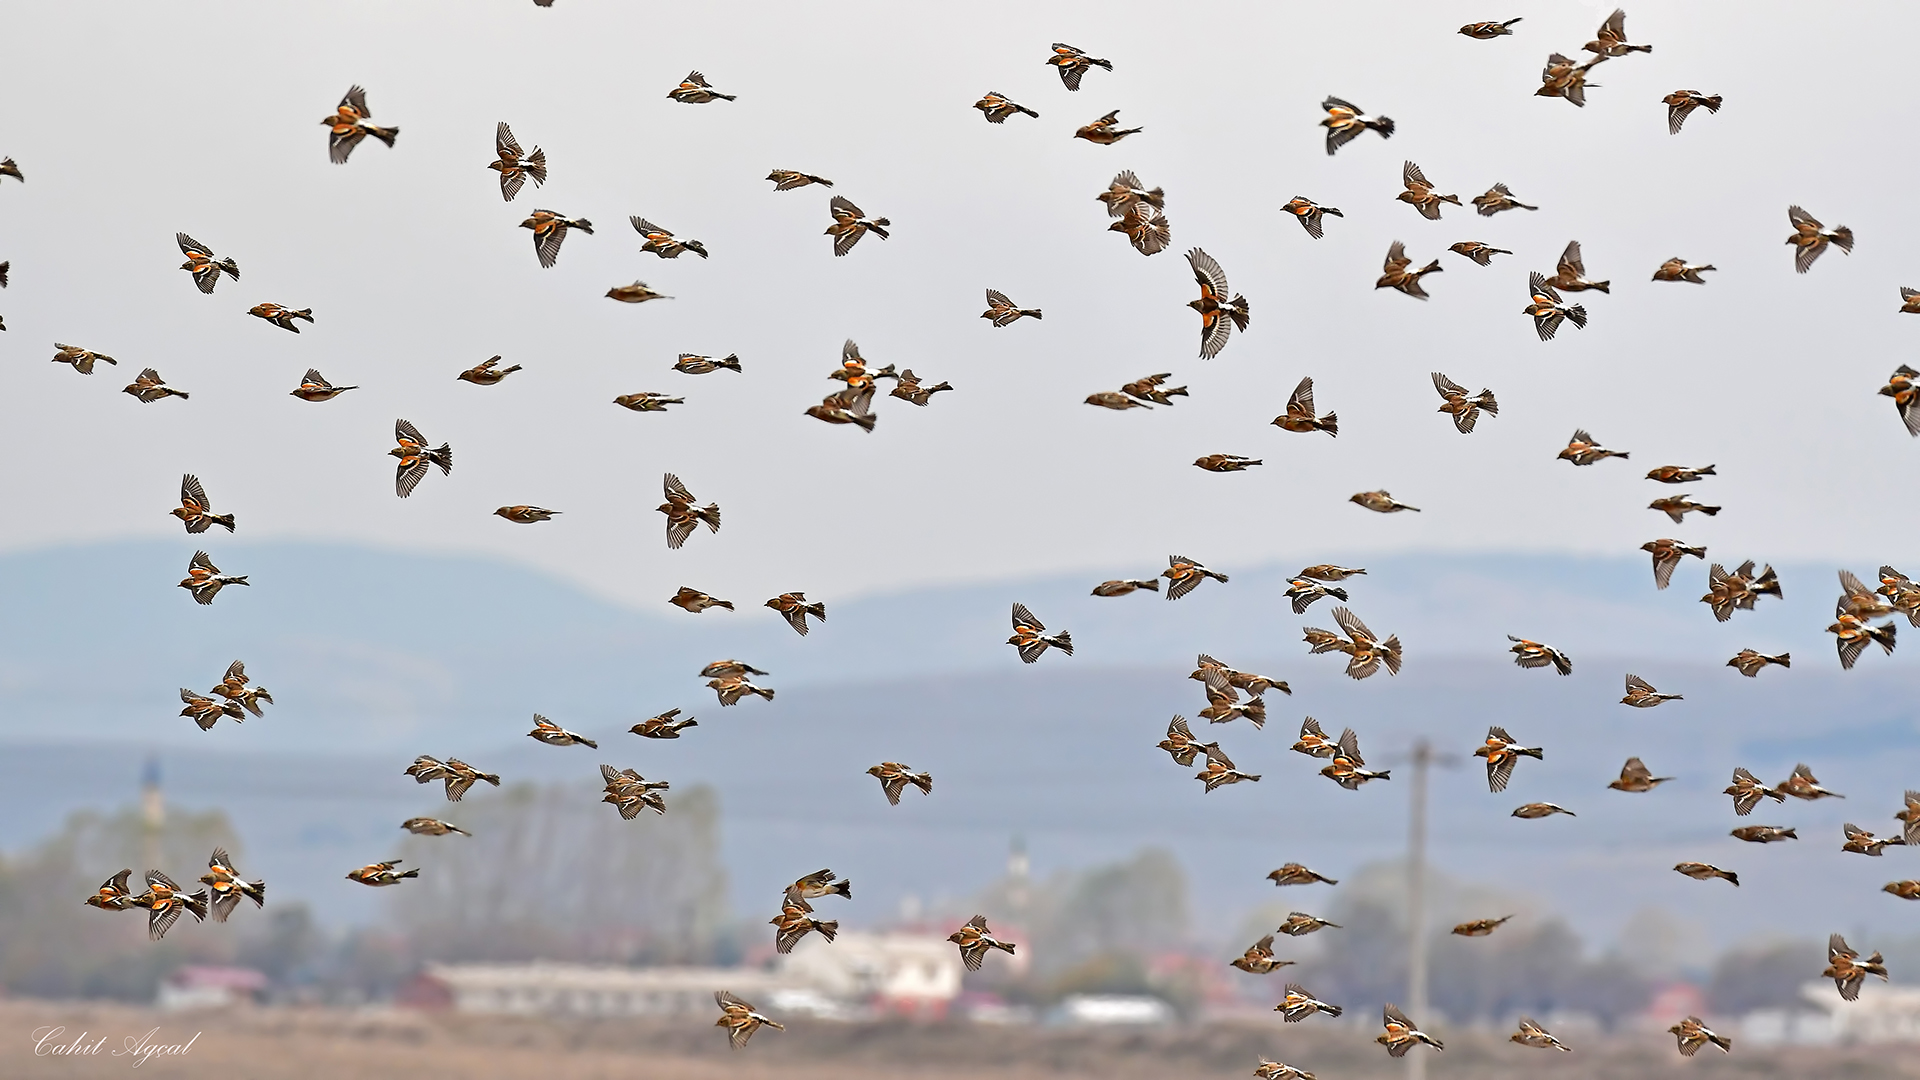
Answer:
7 1001 1919 1080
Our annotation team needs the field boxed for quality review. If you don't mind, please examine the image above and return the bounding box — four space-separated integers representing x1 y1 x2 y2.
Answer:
9 1001 1918 1080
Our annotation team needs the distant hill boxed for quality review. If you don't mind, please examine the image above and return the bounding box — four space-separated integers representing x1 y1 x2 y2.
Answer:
0 540 1914 946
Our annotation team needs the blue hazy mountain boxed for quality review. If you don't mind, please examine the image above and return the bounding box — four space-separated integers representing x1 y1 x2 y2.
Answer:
0 540 1913 944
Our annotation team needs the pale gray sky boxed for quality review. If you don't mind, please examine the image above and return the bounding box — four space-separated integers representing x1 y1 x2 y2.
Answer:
1 0 1914 610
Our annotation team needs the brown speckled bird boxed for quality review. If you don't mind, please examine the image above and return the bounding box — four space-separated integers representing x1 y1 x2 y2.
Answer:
1008 602 1071 663
1641 539 1706 589
458 356 522 385
520 209 593 268
890 369 952 407
1653 257 1715 283
1197 745 1261 792
1350 490 1419 513
974 90 1038 123
180 687 243 730
322 85 398 163
1460 18 1522 39
1093 577 1159 596
1843 823 1904 857
1268 863 1337 887
494 505 557 524
1431 372 1497 433
1674 862 1738 886
1586 8 1651 56
1511 1017 1570 1051
607 281 672 304
347 860 419 887
1650 496 1719 524
172 474 235 534
1824 934 1889 1001
670 586 733 614
949 915 1017 971
1291 717 1340 759
1538 52 1606 107
1609 757 1674 793
1163 555 1228 600
1187 248 1249 358
1231 934 1293 975
1157 714 1216 767
1300 564 1367 581
1272 376 1336 436
867 761 933 806
1320 97 1393 155
176 233 239 294
1377 1004 1444 1057
1786 205 1853 273
391 419 453 498
1448 241 1511 266
1664 90 1722 134
1884 881 1920 900
200 848 265 924
1451 916 1512 938
630 709 697 740
1828 599 1897 670
1376 241 1442 300
129 870 210 940
1669 1016 1731 1057
490 122 546 201
527 714 596 749
52 342 117 375
658 473 720 550
770 894 838 954
1075 109 1141 144
982 288 1041 326
1281 196 1343 239
1725 767 1786 816
291 369 356 402
1123 373 1188 406
1730 825 1797 844
1193 654 1290 698
124 367 189 403
1046 43 1111 90
1513 802 1575 819
1195 454 1262 473
178 550 249 605
767 169 832 191
1558 429 1625 465
714 991 781 1049
668 71 735 103
248 302 313 333
85 869 136 912
1321 728 1392 789
1726 649 1789 677
1277 982 1343 1022
1398 161 1460 220
402 817 470 837
1508 636 1572 676
1475 726 1542 793
1110 202 1171 256
1284 577 1347 614
1473 183 1536 216
825 196 889 256
766 592 825 636
632 217 709 260
1622 673 1681 707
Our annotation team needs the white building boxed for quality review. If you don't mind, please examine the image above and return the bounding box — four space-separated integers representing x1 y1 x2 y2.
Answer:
777 931 962 1012
413 963 797 1018
1742 982 1920 1046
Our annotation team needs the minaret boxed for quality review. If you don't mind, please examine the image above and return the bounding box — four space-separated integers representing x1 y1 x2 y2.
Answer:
141 755 164 873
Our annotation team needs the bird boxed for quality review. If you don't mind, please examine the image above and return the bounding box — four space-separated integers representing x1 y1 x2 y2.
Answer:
1192 654 1289 697
489 122 546 201
1350 490 1419 513
1094 577 1160 598
974 91 1038 123
199 848 265 923
1673 862 1739 886
949 915 1017 971
1895 789 1920 846
707 672 775 706
702 660 768 680
1086 391 1151 411
1459 18 1522 39
1669 1016 1732 1057
1838 569 1894 619
519 209 593 268
1725 768 1787 816
1550 240 1610 293
786 869 852 904
1448 241 1511 266
526 714 597 749
1300 565 1367 581
1730 825 1798 844
1293 717 1340 759
889 369 953 407
672 354 742 375
825 196 889 256
1230 934 1292 975
457 356 522 385
1046 43 1111 90
1197 745 1261 792
128 871 209 940
1475 726 1542 793
1157 715 1215 767
669 586 733 614
1283 577 1347 614
1377 1004 1444 1057
1786 205 1853 273
290 368 357 402
1621 673 1682 707
1281 196 1342 239
607 281 672 304
1586 8 1652 56
1074 109 1141 144
1310 607 1403 680
1109 201 1171 256
321 86 398 163
1646 464 1715 483
766 592 826 636
401 818 470 837
1524 273 1588 340
1451 916 1512 937
123 367 189 403
171 474 235 534
1277 982 1343 1022
1272 376 1337 436
1508 636 1572 676
1827 599 1897 669
1664 90 1722 134
1884 881 1920 901
346 860 419 887
1652 257 1715 283
1558 429 1626 465
1375 240 1442 300
0 260 7 286
391 419 453 498
714 991 781 1049
1008 602 1072 664
0 157 20 182
1196 454 1262 472
212 660 273 718
1431 372 1497 433
1164 555 1229 600
412 756 501 802
1513 802 1575 819
630 709 698 740
494 506 558 525
770 895 838 954
1843 823 1905 857
867 762 933 806
1609 757 1675 793
52 342 116 375
658 473 721 550
1321 728 1392 789
1650 496 1720 524
85 869 136 912
1538 52 1607 107
632 217 709 259
1639 539 1706 590
767 169 832 190
178 550 249 605
180 687 243 730
618 388 687 409
668 71 735 103
1824 934 1889 1001
1510 1017 1570 1051
176 233 239 294
1097 171 1164 218
1726 649 1790 677
1473 183 1536 216
1267 863 1337 887
1186 248 1249 358
247 302 313 333
1320 96 1394 155
981 289 1042 326
1397 160 1460 220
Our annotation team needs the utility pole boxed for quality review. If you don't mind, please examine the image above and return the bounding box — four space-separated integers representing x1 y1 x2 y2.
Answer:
1406 739 1431 1080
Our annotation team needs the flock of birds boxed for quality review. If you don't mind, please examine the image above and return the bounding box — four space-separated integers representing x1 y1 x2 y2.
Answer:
9 6 1912 1070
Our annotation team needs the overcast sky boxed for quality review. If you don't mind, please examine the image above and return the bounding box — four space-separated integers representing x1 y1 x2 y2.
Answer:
1 0 1914 610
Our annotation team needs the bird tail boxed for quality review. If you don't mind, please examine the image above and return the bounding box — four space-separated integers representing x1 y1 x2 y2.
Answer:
698 504 721 532
805 602 826 620
1833 227 1855 253
1319 413 1338 437
1227 296 1250 330
526 149 548 185
716 92 738 101
754 686 775 700
220 258 240 280
429 445 453 474
245 880 266 907
719 354 743 372
293 308 314 323
1697 465 1717 476
182 890 210 921
1521 747 1545 760
1052 631 1073 656
367 125 399 147
1566 305 1588 329
211 513 236 532
992 939 1017 954
1373 117 1395 138
850 411 877 433
829 880 852 899
399 868 421 879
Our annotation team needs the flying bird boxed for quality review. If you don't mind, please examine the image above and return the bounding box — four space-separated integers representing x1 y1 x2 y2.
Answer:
1097 171 1164 217
527 714 597 749
1557 428 1625 465
981 289 1042 326
199 848 265 924
1230 934 1292 975
1292 717 1340 759
1448 241 1511 266
85 869 136 912
1283 577 1347 614
1524 273 1587 340
1321 728 1392 789
172 474 235 534
180 687 243 730
176 233 239 294
457 356 521 385
1195 454 1262 472
519 209 593 268
1726 649 1790 677
1186 248 1249 358
1609 757 1674 793
1451 916 1512 937
770 895 838 954
1157 715 1215 767
766 592 826 636
767 169 832 191
1431 372 1497 433
1824 934 1889 1001
1164 555 1228 600
248 302 312 333
178 550 249 605
1277 982 1343 1022
669 586 733 613
668 71 735 103
1110 202 1171 256
129 871 209 940
1828 598 1897 669
825 196 889 256
346 860 419 887
1652 257 1715 283
1725 768 1787 816
1664 90 1722 133
391 419 452 498
1621 673 1682 707
949 915 1017 971
52 342 116 374
1513 802 1575 819
489 122 546 201
632 217 709 259
1197 745 1261 792
1786 205 1854 273
1842 822 1903 856
322 86 398 163
1508 636 1572 676
1475 726 1542 793
1094 576 1160 596
1674 862 1739 886
1640 539 1706 589
1376 241 1442 299
1538 52 1606 107
1472 183 1536 216
658 473 721 549
1377 1004 1444 1057
1075 110 1141 144
1730 825 1797 843
1046 43 1112 90
1268 863 1337 887
1272 376 1336 436
401 818 470 837
1459 18 1522 39
630 709 698 740
1650 496 1720 524
1669 1016 1732 1057
124 367 189 402
1008 602 1072 663
1550 240 1610 293
607 281 672 304
1397 160 1460 220
974 91 1039 123
1350 490 1419 513
1320 97 1394 155
1281 196 1342 239
713 991 781 1049
867 762 933 806
1511 1017 1570 1051
1586 8 1652 56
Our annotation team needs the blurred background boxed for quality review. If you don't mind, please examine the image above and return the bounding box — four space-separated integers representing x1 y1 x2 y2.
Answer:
3 0 1918 1076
